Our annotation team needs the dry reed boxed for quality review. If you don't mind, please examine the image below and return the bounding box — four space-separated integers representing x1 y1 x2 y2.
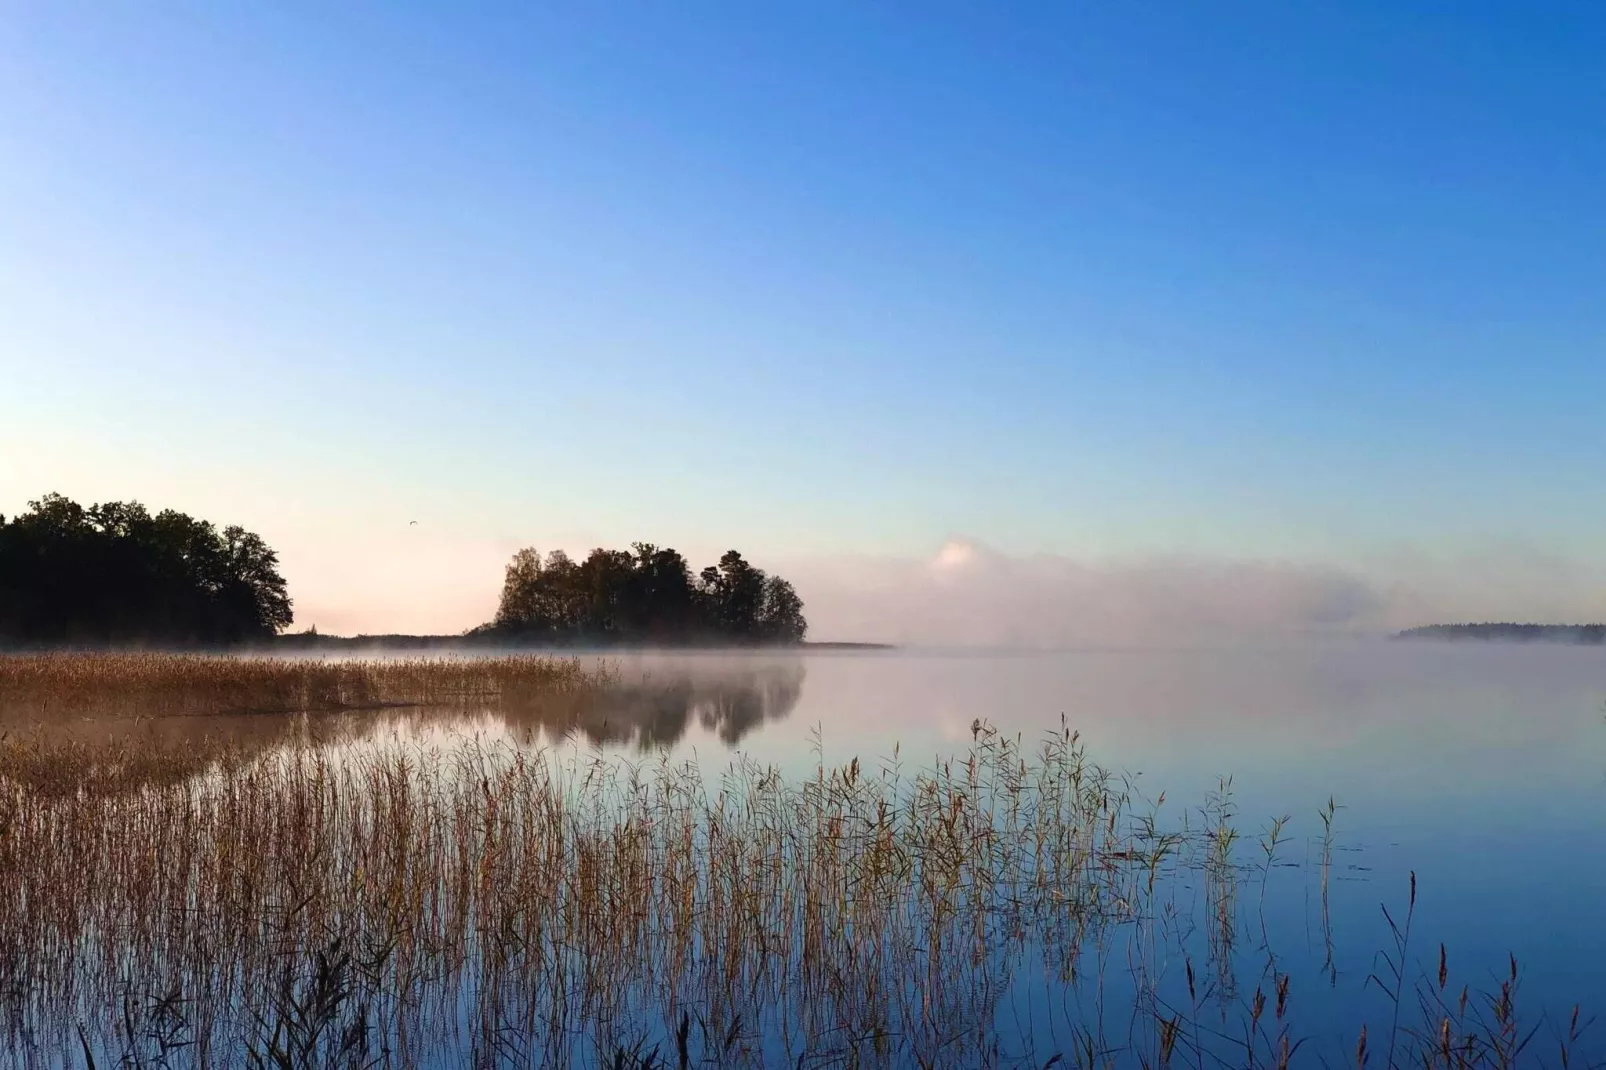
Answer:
0 653 598 721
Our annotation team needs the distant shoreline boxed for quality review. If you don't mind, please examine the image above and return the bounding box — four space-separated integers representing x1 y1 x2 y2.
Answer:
1393 623 1606 644
0 637 898 654
261 633 895 653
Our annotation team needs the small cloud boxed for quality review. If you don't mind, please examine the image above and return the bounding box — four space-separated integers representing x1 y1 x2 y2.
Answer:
930 539 979 572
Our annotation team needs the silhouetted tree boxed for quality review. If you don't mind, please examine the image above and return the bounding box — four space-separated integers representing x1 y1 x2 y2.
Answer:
706 550 766 637
489 542 806 644
495 548 547 631
758 576 807 643
0 493 293 647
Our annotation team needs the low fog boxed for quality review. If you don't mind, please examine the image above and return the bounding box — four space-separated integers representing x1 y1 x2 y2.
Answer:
786 540 1606 648
284 533 1606 646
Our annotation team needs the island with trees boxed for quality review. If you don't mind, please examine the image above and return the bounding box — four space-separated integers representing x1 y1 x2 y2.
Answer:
1394 623 1606 644
476 544 808 645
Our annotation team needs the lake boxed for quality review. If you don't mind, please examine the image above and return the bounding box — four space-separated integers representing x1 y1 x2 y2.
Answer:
568 642 1606 1055
4 641 1602 1067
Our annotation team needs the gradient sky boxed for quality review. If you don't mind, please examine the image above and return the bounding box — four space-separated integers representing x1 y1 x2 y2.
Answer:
3 3 1603 633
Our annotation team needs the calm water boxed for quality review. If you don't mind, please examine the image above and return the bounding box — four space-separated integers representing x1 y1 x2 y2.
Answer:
17 641 1606 1064
521 641 1606 1053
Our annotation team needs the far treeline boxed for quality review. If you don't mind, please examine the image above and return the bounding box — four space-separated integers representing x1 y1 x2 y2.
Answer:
477 545 807 645
1394 623 1606 644
0 493 808 648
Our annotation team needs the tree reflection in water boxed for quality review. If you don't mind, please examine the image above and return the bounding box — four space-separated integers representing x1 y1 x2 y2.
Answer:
0 658 807 793
506 659 806 749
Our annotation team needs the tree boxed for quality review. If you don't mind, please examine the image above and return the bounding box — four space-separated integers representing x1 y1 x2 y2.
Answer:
758 576 807 643
626 543 695 638
495 548 547 630
709 550 767 637
220 526 294 637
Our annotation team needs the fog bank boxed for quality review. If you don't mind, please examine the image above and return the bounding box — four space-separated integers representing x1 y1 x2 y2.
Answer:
786 540 1606 647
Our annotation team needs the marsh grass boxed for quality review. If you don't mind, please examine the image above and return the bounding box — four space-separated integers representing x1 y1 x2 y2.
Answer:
0 712 1595 1069
0 653 609 798
0 653 598 720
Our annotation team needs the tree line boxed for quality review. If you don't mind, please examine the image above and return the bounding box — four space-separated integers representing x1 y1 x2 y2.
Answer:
1 493 807 648
0 493 294 647
1394 623 1606 644
481 544 807 645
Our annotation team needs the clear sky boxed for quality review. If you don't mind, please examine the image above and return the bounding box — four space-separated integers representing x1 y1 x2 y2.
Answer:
2 2 1603 635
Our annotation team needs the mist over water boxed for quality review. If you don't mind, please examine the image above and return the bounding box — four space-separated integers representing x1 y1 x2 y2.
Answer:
784 541 1606 648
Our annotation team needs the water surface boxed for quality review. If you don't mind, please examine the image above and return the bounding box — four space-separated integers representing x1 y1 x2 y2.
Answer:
12 641 1605 1065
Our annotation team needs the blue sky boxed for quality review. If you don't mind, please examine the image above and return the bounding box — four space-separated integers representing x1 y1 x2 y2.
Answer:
2 2 1603 632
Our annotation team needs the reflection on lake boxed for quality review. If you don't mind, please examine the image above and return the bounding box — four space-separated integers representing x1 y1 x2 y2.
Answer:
0 655 808 769
1 643 1601 1067
553 657 805 748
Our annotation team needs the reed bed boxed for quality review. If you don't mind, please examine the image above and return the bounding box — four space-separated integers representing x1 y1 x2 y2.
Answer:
0 720 1595 1069
0 653 600 720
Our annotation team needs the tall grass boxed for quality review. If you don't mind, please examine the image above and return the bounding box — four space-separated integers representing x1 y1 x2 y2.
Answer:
0 712 1594 1068
0 653 598 720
